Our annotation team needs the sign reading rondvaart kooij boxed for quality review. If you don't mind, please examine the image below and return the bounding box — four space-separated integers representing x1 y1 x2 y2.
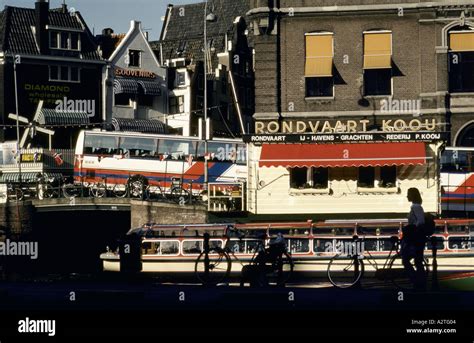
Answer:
243 132 448 144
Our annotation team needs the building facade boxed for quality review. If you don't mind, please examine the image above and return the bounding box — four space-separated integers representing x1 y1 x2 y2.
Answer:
0 0 105 149
98 21 169 134
246 0 474 217
154 0 255 137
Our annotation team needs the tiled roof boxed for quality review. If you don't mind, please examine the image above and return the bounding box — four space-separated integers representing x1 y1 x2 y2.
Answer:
154 0 250 69
1 5 101 60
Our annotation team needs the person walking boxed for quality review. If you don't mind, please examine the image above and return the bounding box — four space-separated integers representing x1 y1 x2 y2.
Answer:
401 188 427 290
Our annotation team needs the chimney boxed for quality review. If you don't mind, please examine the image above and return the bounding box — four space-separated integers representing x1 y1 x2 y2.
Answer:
62 3 68 14
35 0 50 54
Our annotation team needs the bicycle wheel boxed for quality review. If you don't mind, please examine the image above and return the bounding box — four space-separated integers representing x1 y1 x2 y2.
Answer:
195 249 231 285
128 176 148 199
90 184 107 198
112 184 128 198
171 187 190 205
265 252 294 286
63 184 80 198
8 187 23 202
327 255 364 288
388 254 430 290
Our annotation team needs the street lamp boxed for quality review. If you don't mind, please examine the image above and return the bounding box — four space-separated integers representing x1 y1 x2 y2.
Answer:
203 0 216 188
13 54 22 186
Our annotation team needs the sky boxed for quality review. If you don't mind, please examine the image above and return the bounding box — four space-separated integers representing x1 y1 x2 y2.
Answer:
2 0 202 41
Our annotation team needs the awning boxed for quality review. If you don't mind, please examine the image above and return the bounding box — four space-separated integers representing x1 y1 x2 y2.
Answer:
363 32 392 69
0 172 63 183
114 78 139 94
450 31 474 52
259 142 427 168
305 34 334 77
38 109 91 126
138 80 162 96
111 118 166 134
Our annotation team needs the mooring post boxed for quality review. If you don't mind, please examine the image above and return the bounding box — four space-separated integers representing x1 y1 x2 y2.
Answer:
203 232 210 285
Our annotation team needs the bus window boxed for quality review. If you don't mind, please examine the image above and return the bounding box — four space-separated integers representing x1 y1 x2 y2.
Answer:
84 134 120 156
159 139 196 160
120 137 157 158
441 150 474 172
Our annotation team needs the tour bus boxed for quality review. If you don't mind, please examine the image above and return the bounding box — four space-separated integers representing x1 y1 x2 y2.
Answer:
440 147 474 214
74 130 247 197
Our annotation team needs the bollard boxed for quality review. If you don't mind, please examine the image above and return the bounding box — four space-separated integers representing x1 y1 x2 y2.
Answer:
203 232 210 285
431 236 439 291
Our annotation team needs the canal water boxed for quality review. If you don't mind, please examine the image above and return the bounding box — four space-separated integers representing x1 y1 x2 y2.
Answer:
3 210 130 278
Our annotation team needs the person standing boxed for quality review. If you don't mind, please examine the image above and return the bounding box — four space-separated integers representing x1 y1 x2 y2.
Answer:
402 188 427 290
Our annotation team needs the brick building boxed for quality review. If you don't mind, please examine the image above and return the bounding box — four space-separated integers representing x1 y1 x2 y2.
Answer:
245 0 474 216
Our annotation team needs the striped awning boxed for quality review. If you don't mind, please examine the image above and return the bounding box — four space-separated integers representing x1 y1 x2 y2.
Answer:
114 78 140 94
38 109 91 126
0 172 63 183
111 118 166 134
138 80 162 96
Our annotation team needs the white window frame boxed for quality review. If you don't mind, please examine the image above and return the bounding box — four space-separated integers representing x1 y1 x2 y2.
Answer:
49 65 81 83
49 31 81 51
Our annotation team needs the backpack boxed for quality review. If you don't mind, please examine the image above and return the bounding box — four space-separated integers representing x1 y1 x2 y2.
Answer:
420 213 436 237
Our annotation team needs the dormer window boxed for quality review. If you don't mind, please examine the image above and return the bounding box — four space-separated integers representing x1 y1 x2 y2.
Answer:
50 31 80 51
128 50 141 68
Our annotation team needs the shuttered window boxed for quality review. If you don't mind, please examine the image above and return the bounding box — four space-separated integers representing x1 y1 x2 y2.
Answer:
305 34 334 77
363 32 392 69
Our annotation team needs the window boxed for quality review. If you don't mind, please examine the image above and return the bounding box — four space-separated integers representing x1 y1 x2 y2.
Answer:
169 96 184 114
358 167 375 188
305 33 334 97
138 94 154 107
290 167 309 189
158 139 197 160
441 150 474 172
449 51 474 93
379 166 397 188
364 69 392 96
363 31 392 96
312 167 329 189
290 167 329 189
49 65 80 82
120 137 157 158
177 72 186 86
115 94 132 106
128 50 141 67
143 241 179 256
84 134 120 155
49 31 80 50
288 239 310 254
306 77 334 97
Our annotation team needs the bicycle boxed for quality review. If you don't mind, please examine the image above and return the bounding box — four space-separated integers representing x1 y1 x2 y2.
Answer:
145 177 191 205
89 177 108 198
194 227 294 286
327 234 430 289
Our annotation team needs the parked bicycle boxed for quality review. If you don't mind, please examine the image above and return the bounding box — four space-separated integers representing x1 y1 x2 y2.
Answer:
327 234 430 289
194 227 294 286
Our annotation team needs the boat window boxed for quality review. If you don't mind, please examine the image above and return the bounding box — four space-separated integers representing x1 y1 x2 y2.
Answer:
227 239 261 254
182 240 203 255
426 237 445 251
269 228 311 237
313 239 334 253
288 239 310 254
356 226 400 236
238 229 267 238
144 241 179 255
447 224 471 235
448 236 472 250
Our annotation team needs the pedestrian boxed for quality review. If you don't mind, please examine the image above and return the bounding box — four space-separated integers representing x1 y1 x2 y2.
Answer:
401 188 427 290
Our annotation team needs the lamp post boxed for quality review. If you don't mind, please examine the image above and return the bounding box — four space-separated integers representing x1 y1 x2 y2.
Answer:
13 55 22 186
203 0 216 188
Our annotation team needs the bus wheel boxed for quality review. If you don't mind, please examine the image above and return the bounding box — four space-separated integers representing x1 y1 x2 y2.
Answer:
128 175 148 199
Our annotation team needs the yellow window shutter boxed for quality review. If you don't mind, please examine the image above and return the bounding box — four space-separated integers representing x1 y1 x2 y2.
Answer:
450 32 474 52
364 32 392 69
305 34 333 77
